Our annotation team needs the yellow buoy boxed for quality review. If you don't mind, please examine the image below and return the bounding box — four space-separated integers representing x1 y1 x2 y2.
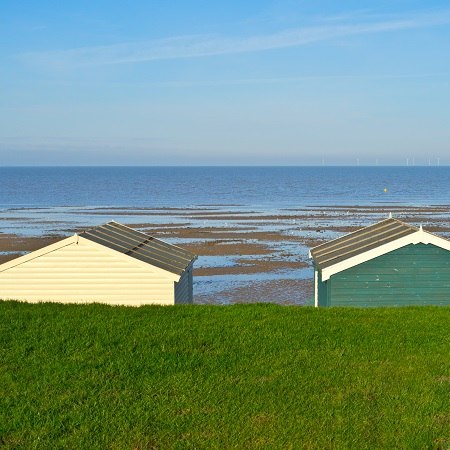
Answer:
384 188 388 193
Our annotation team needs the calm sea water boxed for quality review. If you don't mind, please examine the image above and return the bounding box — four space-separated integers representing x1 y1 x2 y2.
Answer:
1 166 449 209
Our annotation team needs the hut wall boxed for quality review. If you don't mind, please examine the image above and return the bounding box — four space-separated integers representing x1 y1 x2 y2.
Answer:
317 270 329 307
326 243 450 307
0 238 175 305
174 265 193 304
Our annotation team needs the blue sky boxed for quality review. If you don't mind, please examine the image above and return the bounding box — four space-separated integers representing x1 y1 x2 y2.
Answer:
2 1 450 165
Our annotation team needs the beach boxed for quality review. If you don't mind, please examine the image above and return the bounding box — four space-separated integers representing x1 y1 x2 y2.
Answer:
2 203 450 305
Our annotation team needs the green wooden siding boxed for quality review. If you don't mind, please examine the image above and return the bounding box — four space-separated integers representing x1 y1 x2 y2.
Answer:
323 243 450 307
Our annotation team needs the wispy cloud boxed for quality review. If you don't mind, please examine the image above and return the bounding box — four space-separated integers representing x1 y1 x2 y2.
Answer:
19 9 450 69
119 72 450 88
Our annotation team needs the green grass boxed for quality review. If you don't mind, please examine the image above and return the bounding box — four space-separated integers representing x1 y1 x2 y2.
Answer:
2 302 450 449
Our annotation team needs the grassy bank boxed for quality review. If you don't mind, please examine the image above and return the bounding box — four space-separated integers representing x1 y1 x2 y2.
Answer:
1 302 450 449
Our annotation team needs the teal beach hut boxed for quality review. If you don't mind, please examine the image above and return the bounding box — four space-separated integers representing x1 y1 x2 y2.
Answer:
310 218 450 307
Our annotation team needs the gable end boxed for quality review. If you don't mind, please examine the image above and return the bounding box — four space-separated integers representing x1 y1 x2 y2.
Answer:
321 229 450 281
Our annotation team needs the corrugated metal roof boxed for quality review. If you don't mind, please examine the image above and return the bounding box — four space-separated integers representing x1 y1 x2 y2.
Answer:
310 218 419 269
80 221 196 276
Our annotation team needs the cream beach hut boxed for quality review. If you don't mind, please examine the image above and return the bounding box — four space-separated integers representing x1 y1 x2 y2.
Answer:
0 221 196 306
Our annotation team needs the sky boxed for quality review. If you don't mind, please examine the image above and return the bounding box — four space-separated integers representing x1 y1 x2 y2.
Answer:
2 0 450 166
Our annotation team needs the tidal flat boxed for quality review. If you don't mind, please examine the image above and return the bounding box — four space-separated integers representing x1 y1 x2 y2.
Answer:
1 204 450 305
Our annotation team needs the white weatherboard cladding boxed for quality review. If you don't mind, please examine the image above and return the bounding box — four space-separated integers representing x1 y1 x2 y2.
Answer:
314 269 318 307
0 236 177 305
321 228 450 281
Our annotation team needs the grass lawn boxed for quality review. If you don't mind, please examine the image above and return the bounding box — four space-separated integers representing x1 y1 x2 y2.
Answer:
1 302 450 449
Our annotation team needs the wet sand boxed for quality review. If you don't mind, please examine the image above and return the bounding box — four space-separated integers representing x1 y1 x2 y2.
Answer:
0 235 61 265
1 204 450 305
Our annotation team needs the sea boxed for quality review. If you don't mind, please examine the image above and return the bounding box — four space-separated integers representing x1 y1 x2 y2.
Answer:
1 166 449 210
1 166 449 304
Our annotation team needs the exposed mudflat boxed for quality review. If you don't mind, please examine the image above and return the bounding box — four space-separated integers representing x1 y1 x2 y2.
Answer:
1 203 449 305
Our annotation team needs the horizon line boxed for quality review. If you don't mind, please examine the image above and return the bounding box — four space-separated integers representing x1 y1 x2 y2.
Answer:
0 164 448 168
